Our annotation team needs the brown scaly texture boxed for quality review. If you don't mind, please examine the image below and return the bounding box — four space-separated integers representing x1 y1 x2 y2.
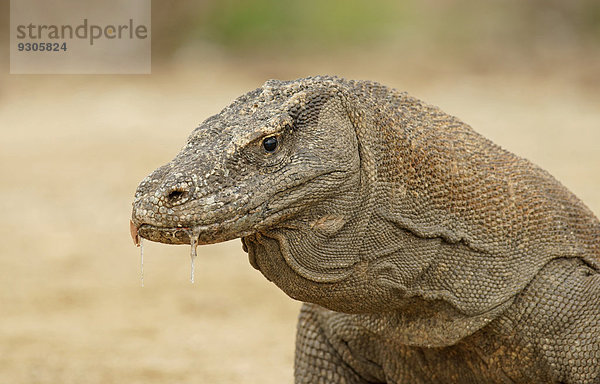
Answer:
131 76 600 383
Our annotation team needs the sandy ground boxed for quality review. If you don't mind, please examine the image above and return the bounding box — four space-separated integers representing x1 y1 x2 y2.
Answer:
0 60 598 383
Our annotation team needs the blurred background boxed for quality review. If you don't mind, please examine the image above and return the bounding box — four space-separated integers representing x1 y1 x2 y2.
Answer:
0 1 598 383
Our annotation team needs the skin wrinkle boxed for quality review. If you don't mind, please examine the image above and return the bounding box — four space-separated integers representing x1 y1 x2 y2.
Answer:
131 76 600 383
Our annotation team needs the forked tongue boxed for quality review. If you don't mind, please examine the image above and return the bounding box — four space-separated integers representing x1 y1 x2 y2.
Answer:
187 227 201 283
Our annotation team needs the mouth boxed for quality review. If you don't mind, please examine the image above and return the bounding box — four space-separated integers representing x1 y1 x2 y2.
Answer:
129 219 253 246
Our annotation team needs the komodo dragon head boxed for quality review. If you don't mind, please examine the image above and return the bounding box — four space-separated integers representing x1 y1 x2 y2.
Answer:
131 76 374 310
131 76 600 337
132 78 361 247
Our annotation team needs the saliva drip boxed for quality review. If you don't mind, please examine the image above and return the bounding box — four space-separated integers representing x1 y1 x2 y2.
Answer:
188 228 200 284
140 238 145 287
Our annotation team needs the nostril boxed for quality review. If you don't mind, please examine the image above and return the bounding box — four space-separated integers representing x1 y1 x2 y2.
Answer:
162 176 194 206
165 188 189 205
168 190 184 200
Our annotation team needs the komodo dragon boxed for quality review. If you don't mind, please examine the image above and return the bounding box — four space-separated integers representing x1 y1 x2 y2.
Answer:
130 76 600 383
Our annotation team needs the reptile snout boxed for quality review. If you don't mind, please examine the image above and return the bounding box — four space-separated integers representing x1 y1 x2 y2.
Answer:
131 170 197 228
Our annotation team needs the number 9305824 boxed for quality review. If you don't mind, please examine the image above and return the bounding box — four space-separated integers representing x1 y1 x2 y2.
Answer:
17 42 67 52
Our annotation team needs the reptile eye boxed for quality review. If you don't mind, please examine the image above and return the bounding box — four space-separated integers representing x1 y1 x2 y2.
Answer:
262 136 278 153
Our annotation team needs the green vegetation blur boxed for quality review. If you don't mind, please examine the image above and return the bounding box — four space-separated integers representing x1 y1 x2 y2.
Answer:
151 0 600 58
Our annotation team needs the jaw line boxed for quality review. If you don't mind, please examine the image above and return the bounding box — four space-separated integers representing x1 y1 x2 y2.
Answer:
136 216 255 246
136 203 301 247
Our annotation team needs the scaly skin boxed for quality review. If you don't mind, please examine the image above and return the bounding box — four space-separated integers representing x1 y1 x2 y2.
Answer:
131 76 600 383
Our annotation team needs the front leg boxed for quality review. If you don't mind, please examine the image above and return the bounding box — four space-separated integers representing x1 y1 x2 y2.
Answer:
295 303 370 384
498 257 600 384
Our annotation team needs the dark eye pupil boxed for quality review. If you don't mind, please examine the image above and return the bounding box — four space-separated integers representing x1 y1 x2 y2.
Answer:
263 136 278 153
